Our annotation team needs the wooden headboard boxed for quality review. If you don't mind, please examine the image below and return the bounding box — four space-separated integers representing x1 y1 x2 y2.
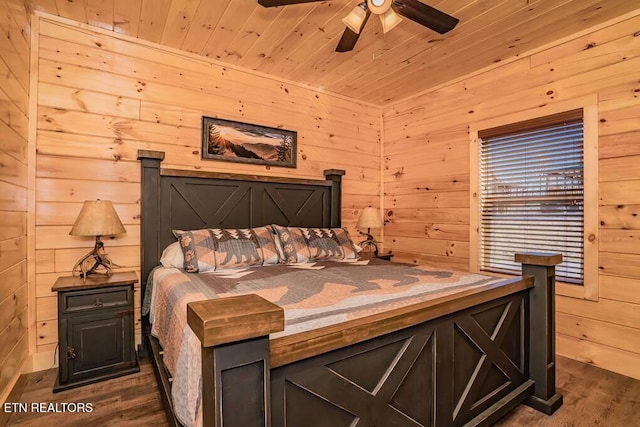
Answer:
137 149 345 314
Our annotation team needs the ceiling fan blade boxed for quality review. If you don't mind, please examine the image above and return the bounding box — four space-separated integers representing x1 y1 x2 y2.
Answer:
335 28 360 52
392 0 459 34
335 9 371 52
258 0 323 7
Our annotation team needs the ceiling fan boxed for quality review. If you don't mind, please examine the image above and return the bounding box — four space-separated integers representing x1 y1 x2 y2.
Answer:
257 0 459 52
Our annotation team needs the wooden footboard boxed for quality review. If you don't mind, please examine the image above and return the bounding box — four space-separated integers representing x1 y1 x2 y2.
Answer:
188 295 284 427
187 253 562 427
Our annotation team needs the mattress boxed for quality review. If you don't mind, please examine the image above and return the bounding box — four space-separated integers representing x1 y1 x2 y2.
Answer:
145 259 501 427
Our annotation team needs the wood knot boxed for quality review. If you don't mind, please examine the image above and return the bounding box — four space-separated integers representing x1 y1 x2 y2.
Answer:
588 234 596 242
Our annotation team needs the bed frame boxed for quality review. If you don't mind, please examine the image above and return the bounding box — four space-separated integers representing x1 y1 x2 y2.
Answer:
138 150 563 427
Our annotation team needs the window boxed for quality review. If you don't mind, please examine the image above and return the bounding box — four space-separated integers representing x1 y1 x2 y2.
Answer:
477 110 584 284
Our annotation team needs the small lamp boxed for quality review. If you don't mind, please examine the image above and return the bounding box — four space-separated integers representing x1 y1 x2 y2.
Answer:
69 200 126 278
342 2 368 34
356 206 384 256
380 8 402 33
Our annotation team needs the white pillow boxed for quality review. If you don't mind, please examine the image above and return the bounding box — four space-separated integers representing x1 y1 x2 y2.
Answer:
160 242 184 269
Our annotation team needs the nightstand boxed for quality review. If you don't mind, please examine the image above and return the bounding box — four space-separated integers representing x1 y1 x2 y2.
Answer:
52 271 139 392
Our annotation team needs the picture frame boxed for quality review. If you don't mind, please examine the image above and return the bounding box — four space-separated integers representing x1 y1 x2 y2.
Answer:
201 116 297 168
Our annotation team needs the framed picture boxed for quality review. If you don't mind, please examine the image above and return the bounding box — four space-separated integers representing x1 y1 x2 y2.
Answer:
201 116 297 168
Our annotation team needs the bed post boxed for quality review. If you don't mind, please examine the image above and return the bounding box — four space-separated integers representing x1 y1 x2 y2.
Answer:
187 294 284 427
515 252 563 415
324 169 345 227
137 149 165 357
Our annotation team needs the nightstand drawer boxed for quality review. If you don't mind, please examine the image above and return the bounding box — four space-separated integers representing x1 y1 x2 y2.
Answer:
61 286 132 314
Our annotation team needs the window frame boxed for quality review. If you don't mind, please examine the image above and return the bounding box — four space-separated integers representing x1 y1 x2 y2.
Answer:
470 98 599 301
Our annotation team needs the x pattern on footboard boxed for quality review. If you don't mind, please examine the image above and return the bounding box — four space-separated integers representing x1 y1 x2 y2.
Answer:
271 294 526 427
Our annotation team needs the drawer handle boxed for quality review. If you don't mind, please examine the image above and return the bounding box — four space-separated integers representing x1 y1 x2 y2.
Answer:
67 347 76 360
94 298 104 308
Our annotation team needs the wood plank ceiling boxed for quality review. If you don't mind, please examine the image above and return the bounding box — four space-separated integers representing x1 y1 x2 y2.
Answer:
29 0 639 105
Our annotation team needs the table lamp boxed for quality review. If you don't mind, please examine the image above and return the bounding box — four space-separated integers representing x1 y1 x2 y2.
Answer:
69 199 126 278
356 206 383 256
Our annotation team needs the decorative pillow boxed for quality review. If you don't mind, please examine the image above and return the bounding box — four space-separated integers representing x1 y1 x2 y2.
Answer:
160 242 184 269
329 228 359 260
272 225 359 263
252 226 282 265
208 228 265 269
173 226 282 272
273 225 311 263
173 229 217 273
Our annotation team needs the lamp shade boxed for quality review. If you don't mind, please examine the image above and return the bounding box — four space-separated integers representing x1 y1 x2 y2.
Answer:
380 8 402 33
342 3 367 34
69 200 126 237
356 206 383 230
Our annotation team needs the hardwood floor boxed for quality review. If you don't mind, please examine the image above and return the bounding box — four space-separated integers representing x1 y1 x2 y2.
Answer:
497 356 640 426
3 362 168 426
3 356 639 426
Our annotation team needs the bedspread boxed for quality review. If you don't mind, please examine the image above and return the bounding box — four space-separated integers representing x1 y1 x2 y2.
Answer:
146 259 501 427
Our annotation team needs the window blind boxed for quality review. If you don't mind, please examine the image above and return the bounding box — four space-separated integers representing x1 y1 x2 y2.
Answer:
478 113 584 284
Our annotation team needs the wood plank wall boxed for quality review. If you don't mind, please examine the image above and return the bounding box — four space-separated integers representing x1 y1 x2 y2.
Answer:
0 0 30 402
31 15 381 363
382 11 640 379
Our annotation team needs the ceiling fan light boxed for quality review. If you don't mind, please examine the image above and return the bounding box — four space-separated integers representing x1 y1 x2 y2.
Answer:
367 0 391 15
342 3 367 34
380 8 402 34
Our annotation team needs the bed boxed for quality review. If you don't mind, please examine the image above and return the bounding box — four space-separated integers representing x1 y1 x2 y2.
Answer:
137 150 563 427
